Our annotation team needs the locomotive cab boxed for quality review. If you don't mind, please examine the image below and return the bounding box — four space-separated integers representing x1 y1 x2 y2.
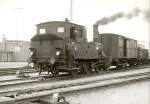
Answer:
30 21 86 74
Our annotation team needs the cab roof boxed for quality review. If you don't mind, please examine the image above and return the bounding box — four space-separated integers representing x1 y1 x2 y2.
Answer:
36 21 85 27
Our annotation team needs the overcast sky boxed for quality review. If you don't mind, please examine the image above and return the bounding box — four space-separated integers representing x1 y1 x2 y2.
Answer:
0 0 149 47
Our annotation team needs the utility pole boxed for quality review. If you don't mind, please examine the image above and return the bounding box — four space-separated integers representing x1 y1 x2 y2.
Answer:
149 26 150 58
2 35 6 52
70 0 73 21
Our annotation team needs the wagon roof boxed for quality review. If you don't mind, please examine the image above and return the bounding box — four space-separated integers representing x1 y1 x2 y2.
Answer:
31 34 62 41
99 33 137 41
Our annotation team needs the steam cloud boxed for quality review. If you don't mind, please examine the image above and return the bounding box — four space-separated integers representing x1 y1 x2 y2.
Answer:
95 7 149 25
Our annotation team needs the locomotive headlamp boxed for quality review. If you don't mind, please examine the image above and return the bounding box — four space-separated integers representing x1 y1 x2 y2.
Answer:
56 51 61 56
96 46 99 50
74 46 77 51
29 48 35 56
30 51 34 56
55 48 61 56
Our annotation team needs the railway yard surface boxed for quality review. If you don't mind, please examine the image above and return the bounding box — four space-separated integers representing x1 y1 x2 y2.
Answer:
0 62 28 69
0 62 149 104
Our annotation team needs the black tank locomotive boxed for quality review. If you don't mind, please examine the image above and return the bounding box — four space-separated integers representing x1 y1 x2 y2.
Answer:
30 21 111 75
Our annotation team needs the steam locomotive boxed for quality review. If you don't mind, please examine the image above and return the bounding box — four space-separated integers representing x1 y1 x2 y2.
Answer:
30 21 111 75
30 21 149 75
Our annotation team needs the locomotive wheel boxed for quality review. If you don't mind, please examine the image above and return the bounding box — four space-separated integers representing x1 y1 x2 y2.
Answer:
38 65 43 76
83 64 91 74
48 67 50 74
44 64 49 74
95 67 100 73
116 65 122 69
95 66 103 73
69 70 78 76
51 70 59 75
50 65 59 75
36 63 43 75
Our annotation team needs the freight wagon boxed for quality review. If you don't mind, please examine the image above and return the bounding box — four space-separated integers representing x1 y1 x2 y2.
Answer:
137 47 149 64
98 33 139 66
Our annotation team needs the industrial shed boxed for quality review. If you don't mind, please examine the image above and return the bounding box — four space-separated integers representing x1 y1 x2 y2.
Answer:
0 37 30 62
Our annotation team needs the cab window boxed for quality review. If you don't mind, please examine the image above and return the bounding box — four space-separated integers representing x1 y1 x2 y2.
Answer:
70 27 77 41
79 28 83 38
40 29 46 34
57 27 65 33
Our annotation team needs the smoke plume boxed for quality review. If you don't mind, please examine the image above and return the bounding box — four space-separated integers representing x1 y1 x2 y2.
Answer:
94 7 149 26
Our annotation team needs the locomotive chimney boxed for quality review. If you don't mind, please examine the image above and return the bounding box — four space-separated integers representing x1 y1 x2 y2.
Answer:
93 20 102 42
93 24 99 40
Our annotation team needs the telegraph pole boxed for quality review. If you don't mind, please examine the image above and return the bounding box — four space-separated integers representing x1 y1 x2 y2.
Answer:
70 0 73 21
149 25 150 58
2 35 6 52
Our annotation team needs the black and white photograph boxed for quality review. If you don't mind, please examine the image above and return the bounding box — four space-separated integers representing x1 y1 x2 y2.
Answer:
0 0 149 104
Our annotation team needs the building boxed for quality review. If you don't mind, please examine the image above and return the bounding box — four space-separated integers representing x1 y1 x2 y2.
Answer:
0 37 30 62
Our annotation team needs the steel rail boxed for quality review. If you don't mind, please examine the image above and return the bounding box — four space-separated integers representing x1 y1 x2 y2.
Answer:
0 68 149 96
0 70 150 104
0 64 149 86
0 66 149 89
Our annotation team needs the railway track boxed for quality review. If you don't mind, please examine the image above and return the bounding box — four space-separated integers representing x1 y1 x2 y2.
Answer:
0 64 149 87
0 65 148 91
0 66 149 104
0 67 36 76
0 64 149 76
0 72 39 84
